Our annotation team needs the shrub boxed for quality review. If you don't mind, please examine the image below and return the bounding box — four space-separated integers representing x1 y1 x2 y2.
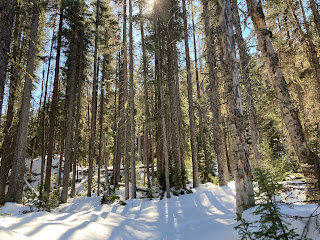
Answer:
235 167 299 240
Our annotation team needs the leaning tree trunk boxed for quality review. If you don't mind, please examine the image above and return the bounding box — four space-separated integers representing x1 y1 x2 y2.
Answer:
231 0 262 162
0 0 17 126
220 0 255 215
202 0 229 186
286 0 320 91
309 0 320 40
7 1 40 203
182 0 198 188
245 0 320 201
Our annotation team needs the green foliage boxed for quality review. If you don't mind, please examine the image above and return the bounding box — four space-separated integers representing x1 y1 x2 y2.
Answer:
22 186 61 213
234 215 254 240
208 173 219 185
172 190 179 196
101 193 126 205
35 189 61 212
235 168 299 240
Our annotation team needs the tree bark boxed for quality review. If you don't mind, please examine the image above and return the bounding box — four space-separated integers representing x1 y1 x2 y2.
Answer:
114 0 128 189
191 1 209 182
220 0 255 215
71 32 83 198
231 0 262 161
155 2 170 197
129 0 136 199
202 0 229 186
309 0 320 39
61 12 79 203
182 0 198 188
7 1 40 203
0 0 17 126
0 8 22 204
88 0 100 197
246 0 320 201
166 13 182 189
44 4 64 194
287 0 320 92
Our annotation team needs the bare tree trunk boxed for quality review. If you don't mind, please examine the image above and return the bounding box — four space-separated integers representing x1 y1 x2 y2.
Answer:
40 28 55 195
309 0 320 39
0 8 22 204
182 0 198 188
57 128 65 188
191 1 209 182
129 0 136 199
231 0 262 161
44 4 64 194
29 68 45 181
220 0 255 215
97 54 107 197
155 3 170 197
7 1 40 203
202 0 229 186
166 15 182 189
0 0 17 125
71 33 83 198
287 0 320 91
246 0 320 201
159 45 170 199
104 134 109 195
61 17 79 203
139 1 150 190
150 130 155 181
88 0 100 197
114 0 128 189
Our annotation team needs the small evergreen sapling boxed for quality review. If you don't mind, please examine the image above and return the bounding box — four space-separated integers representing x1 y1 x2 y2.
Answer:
235 168 299 240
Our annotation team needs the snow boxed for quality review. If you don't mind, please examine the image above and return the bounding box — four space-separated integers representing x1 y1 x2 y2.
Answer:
0 182 239 240
1 157 319 239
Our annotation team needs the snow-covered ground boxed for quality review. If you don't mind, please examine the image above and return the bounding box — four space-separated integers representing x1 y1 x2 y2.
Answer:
0 157 319 239
0 182 238 240
0 181 319 239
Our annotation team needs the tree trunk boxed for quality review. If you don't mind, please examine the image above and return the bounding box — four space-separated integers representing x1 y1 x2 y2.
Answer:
166 14 182 189
155 3 170 197
44 4 64 194
61 16 79 203
0 0 17 125
71 32 83 198
57 128 65 188
88 0 100 197
309 0 320 39
7 1 40 203
220 0 255 215
231 0 262 161
182 0 198 188
129 0 136 199
0 8 22 204
114 0 128 189
246 0 320 201
191 1 209 182
202 0 229 186
287 0 320 91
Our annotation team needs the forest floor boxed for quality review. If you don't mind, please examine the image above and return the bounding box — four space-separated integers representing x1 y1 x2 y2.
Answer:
0 157 319 239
